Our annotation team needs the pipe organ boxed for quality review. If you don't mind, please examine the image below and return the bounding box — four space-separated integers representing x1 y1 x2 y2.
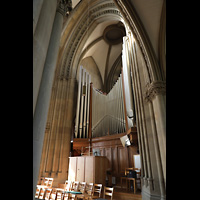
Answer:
75 36 135 139
92 74 126 138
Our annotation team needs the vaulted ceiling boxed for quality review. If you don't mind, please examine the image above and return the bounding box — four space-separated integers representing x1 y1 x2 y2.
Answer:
80 20 125 92
71 0 164 59
61 0 165 92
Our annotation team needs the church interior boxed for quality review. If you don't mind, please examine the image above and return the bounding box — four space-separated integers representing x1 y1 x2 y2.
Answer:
33 0 166 200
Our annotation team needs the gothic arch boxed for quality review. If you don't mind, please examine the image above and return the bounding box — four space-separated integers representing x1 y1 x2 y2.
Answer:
58 0 163 87
52 0 166 199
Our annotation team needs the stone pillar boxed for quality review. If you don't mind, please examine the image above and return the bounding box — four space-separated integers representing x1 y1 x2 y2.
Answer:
33 2 67 199
144 81 166 186
33 0 57 115
144 81 166 199
33 0 45 35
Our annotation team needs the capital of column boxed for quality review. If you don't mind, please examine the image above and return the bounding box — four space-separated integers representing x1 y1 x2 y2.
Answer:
57 0 72 16
144 81 166 103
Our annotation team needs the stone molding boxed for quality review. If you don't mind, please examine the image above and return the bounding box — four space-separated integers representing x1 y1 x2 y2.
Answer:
144 81 166 103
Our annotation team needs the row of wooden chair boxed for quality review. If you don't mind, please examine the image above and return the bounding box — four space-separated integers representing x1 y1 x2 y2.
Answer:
35 179 114 200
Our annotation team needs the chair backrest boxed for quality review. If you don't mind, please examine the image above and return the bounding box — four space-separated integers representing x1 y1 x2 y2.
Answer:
35 186 41 198
44 188 52 200
38 187 46 199
85 183 94 195
49 189 56 200
125 168 134 176
65 180 72 191
56 189 64 200
39 177 45 185
134 168 141 178
67 193 77 200
43 177 54 187
48 178 54 187
103 187 114 200
78 182 86 193
93 184 102 198
71 181 79 192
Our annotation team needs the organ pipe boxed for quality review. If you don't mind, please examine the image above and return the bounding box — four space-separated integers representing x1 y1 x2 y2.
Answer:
122 36 135 129
91 75 127 138
75 35 136 138
74 66 91 138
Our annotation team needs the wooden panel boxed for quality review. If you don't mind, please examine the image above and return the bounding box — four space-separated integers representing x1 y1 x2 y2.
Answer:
111 147 118 175
68 157 77 181
105 148 112 169
95 157 107 186
99 148 105 156
76 157 85 182
118 147 128 174
128 146 138 168
85 156 94 183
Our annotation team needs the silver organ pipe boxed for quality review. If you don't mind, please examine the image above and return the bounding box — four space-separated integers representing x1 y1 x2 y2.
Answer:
91 75 127 138
74 66 91 138
75 36 136 139
122 36 135 129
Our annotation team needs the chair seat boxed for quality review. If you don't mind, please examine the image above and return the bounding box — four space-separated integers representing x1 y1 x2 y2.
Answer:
64 191 82 194
93 199 107 200
91 195 100 199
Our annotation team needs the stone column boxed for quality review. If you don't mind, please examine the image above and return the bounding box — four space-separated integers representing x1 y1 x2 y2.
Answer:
33 2 67 199
144 81 166 188
33 0 57 115
33 0 45 35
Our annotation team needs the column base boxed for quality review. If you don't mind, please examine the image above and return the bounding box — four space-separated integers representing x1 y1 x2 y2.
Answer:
142 187 166 200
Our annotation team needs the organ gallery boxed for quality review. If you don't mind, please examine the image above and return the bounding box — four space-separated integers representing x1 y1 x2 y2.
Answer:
33 0 166 199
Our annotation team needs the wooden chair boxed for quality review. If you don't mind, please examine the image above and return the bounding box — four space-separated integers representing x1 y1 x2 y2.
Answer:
125 168 137 193
70 181 79 192
43 177 54 187
103 187 114 200
64 193 77 200
77 182 86 193
44 188 52 200
48 178 54 187
134 168 141 190
91 184 102 199
49 189 56 200
77 183 94 200
39 177 45 185
38 187 46 199
125 168 134 176
65 180 72 191
56 188 64 200
35 186 41 198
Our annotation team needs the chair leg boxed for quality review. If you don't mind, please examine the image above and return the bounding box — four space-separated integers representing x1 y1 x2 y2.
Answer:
134 179 136 194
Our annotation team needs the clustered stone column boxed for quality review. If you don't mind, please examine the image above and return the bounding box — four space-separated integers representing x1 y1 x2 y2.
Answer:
33 0 57 115
33 1 70 199
144 81 166 200
123 23 166 200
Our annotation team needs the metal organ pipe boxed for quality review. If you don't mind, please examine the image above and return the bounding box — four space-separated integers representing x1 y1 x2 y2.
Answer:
91 75 127 138
122 36 135 129
75 37 136 138
75 66 91 138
